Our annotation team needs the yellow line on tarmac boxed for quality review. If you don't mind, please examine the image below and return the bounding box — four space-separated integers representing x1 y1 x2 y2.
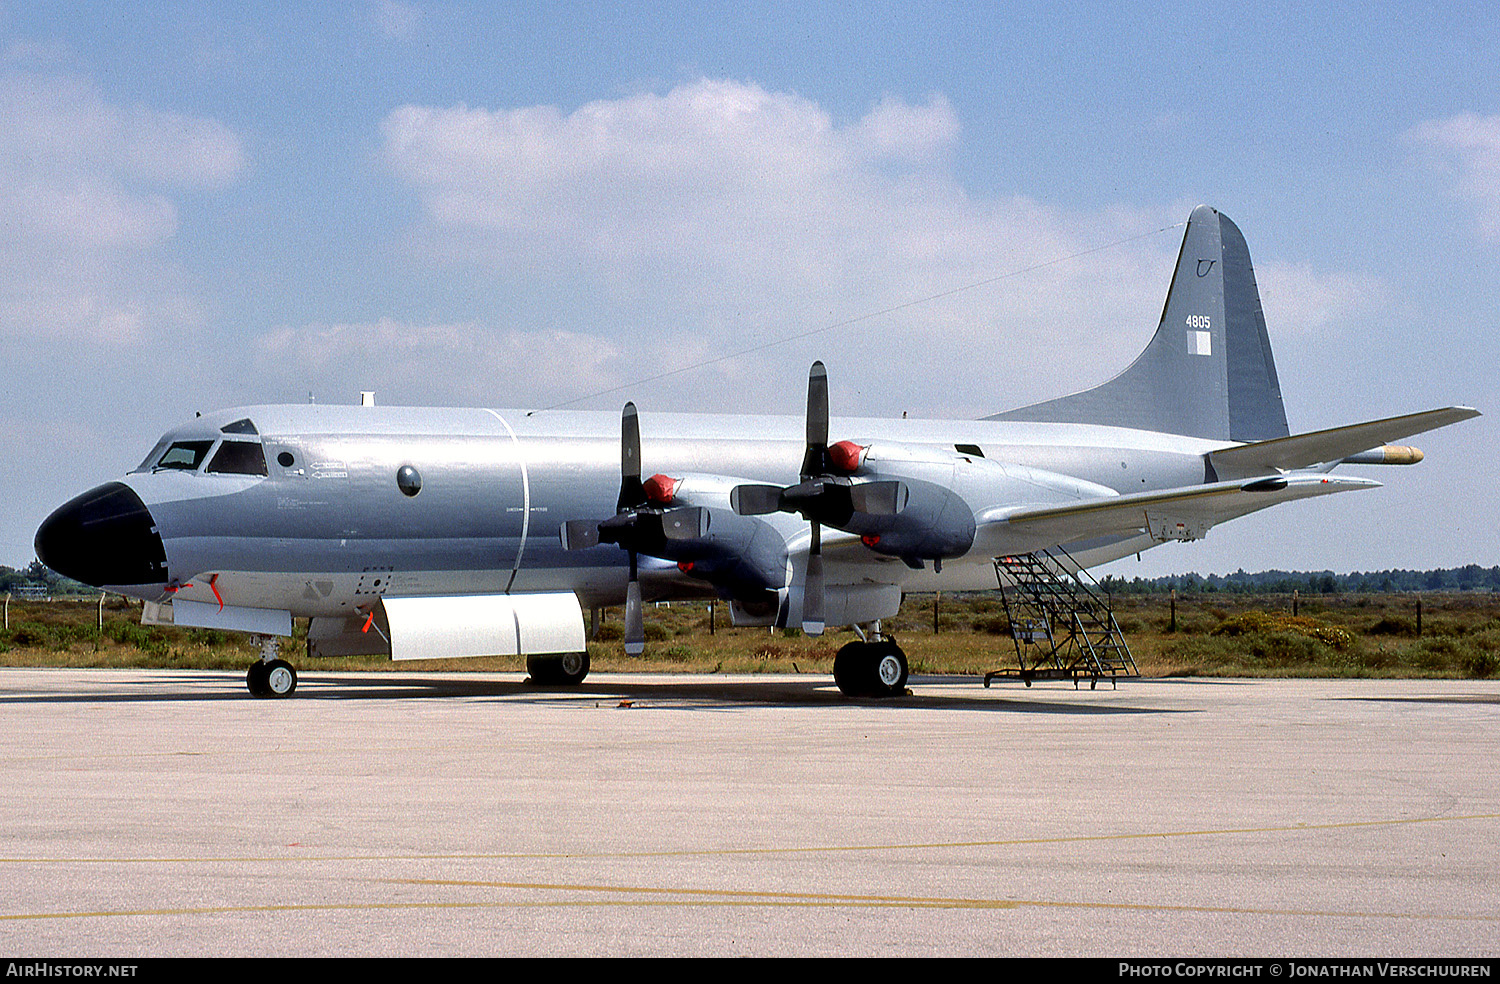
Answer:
392 878 1500 922
6 879 1500 923
1 812 1496 866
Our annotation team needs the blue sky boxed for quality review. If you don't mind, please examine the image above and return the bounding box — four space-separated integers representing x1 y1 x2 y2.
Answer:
1 1 1496 578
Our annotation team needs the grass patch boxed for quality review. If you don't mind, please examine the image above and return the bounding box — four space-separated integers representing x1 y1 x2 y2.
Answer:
3 592 1499 679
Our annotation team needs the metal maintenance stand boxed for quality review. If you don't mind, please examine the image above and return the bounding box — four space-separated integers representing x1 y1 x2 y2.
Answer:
986 549 1139 690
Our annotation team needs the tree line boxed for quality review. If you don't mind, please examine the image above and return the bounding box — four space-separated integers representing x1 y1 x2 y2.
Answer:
1098 565 1500 595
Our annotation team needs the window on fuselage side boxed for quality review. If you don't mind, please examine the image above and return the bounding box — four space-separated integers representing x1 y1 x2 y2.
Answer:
206 440 268 476
154 440 215 471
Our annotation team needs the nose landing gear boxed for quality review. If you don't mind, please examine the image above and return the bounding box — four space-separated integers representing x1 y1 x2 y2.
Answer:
246 635 297 698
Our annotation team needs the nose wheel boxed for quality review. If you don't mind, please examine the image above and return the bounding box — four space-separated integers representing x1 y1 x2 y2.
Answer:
246 658 297 698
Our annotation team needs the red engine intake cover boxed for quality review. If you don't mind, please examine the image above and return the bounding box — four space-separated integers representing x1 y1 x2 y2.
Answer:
643 474 681 505
828 440 866 473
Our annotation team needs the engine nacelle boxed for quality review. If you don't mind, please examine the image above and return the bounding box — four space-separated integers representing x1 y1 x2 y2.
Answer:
642 473 790 606
837 476 975 562
841 441 1119 564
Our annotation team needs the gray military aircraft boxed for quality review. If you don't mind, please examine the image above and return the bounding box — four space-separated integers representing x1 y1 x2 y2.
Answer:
34 205 1478 699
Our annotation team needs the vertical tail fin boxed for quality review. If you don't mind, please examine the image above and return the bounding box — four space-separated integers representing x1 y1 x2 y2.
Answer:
988 205 1289 442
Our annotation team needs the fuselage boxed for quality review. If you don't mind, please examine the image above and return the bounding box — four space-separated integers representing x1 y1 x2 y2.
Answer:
37 402 1224 624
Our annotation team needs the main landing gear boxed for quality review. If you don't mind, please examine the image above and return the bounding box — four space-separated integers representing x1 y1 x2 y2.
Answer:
246 635 297 698
526 651 590 686
833 637 909 698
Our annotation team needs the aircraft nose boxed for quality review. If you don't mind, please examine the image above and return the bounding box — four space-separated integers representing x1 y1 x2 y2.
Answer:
34 482 170 588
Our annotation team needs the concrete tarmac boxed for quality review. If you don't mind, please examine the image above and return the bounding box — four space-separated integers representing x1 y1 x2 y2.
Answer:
1 668 1497 957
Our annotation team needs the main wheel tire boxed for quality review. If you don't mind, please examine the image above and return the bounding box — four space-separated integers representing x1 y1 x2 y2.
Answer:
833 641 869 697
246 661 269 698
264 659 297 698
833 641 909 698
527 651 590 686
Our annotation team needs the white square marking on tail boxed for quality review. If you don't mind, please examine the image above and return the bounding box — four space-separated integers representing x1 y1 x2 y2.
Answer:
1189 330 1212 356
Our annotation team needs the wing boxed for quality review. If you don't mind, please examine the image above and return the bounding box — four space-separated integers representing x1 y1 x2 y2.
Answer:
1209 407 1478 478
974 473 1380 556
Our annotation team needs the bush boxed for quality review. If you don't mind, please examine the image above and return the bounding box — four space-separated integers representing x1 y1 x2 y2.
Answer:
1158 635 1244 671
1402 636 1466 672
7 622 53 647
972 616 1013 635
1243 631 1337 667
107 621 152 647
1463 652 1498 678
1368 616 1417 637
1213 611 1354 650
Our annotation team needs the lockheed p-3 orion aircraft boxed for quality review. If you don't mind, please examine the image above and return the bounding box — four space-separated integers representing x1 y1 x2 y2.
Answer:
34 206 1478 699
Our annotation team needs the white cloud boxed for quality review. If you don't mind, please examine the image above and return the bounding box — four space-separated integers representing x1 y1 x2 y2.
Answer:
1254 261 1389 336
254 319 625 408
1407 112 1500 242
378 80 1403 419
0 68 244 341
371 0 422 41
380 80 1183 415
381 81 964 273
0 71 244 191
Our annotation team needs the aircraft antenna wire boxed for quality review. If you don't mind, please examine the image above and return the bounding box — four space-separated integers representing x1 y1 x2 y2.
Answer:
526 219 1186 416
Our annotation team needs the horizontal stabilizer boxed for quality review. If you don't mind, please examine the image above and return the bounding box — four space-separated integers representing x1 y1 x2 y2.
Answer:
1209 407 1479 478
974 474 1379 556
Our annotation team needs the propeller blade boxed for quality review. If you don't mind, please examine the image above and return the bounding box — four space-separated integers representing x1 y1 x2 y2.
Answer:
624 572 645 656
801 361 829 478
560 520 601 551
730 484 784 516
802 526 825 636
617 402 644 512
660 506 708 540
849 480 908 516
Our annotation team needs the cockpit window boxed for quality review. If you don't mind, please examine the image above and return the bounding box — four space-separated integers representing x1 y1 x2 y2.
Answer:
206 440 268 476
135 439 171 472
154 440 215 471
221 418 259 435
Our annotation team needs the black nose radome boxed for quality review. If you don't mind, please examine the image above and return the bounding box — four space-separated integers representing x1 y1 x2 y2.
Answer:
34 482 169 588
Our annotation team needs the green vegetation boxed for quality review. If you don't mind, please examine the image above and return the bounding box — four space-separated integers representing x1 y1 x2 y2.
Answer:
2 590 1499 679
1100 564 1500 595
